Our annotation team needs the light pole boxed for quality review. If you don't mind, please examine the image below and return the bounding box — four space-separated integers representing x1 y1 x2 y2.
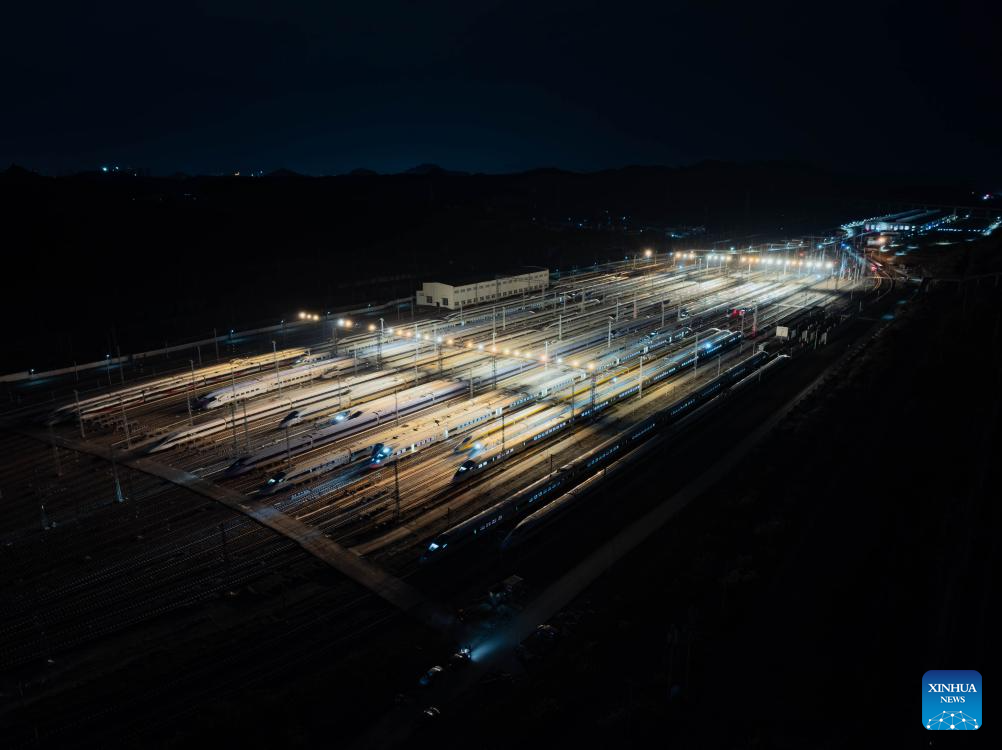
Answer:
186 359 195 426
73 389 85 439
692 331 699 381
413 324 419 382
119 396 131 449
272 340 281 395
242 400 250 451
393 458 401 522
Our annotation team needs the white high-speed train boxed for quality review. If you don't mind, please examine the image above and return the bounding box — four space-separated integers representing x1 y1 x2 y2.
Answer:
196 361 338 410
258 447 369 495
145 379 351 453
226 379 467 476
366 390 534 468
45 348 314 425
277 370 418 429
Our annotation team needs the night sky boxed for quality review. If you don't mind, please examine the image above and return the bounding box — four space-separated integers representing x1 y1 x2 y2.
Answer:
3 0 998 179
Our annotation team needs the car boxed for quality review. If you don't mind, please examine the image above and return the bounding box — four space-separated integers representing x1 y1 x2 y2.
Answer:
418 706 441 723
516 624 560 662
418 665 445 687
448 647 471 668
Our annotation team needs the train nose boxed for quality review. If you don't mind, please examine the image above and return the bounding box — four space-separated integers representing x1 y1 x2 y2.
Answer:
369 443 393 465
279 412 300 428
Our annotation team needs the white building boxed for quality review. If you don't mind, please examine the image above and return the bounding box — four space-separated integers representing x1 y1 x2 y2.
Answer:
416 268 549 309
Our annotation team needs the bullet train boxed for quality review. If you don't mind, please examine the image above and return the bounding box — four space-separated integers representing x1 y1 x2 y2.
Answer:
423 350 775 562
453 401 554 457
196 361 337 410
258 447 369 495
280 406 356 430
500 356 791 550
447 332 740 483
452 412 574 481
501 462 616 550
364 391 537 468
45 348 314 425
225 380 466 477
277 370 419 429
144 378 353 453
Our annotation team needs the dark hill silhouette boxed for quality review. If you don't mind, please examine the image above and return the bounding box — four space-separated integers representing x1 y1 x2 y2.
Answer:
402 163 468 176
0 160 975 370
267 167 303 178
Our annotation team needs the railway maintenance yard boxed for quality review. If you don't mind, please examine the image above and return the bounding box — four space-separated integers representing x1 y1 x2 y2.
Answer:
0 243 889 745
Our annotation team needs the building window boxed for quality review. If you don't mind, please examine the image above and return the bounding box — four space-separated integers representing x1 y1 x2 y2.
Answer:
442 297 449 306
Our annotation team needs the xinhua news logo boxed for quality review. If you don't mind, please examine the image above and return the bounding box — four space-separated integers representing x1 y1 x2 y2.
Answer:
923 670 982 730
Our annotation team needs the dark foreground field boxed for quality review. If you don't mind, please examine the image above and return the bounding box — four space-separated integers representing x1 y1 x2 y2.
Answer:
1 238 997 749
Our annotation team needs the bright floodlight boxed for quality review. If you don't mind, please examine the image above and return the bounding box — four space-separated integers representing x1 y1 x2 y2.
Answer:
387 327 395 334
368 323 376 331
644 249 652 257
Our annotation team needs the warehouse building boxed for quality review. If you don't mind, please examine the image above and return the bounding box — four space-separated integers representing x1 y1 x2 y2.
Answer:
416 268 549 309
